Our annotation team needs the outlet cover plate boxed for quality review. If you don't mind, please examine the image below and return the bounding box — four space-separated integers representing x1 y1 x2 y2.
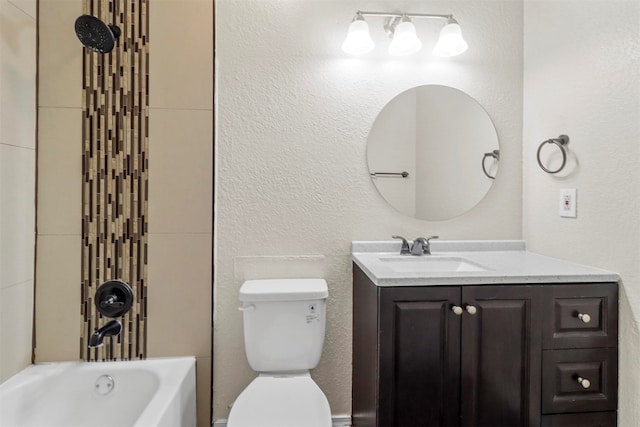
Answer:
559 188 577 218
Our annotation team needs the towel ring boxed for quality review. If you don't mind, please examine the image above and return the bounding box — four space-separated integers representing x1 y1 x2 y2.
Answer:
482 150 499 180
537 134 569 174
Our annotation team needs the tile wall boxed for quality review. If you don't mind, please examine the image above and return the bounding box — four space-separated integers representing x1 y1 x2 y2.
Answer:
37 0 213 425
79 0 150 362
0 0 37 383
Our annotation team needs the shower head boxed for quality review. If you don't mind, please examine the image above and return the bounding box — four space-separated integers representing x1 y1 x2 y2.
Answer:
74 15 121 54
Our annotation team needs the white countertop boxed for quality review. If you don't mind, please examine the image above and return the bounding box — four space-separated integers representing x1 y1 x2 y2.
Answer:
352 240 620 286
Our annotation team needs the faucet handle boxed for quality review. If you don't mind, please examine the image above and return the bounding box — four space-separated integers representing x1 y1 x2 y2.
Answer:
392 235 411 255
99 294 125 309
413 236 439 243
95 280 133 318
413 236 439 255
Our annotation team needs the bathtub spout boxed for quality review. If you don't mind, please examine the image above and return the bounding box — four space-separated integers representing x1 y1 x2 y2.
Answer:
89 320 122 348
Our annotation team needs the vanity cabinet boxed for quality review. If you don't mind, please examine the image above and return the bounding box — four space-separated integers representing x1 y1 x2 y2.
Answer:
352 264 618 427
540 284 618 427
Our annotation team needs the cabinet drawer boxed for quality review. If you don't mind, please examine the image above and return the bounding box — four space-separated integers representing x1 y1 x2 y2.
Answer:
541 411 616 427
543 283 617 349
542 348 617 414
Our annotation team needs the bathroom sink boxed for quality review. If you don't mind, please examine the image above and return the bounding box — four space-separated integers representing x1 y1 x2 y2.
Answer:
378 255 489 273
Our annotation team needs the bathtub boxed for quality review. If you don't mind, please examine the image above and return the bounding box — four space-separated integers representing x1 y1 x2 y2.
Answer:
0 357 196 427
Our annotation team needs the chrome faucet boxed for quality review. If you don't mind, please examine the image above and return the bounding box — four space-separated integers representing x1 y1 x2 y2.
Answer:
411 236 439 255
392 235 411 255
88 320 122 348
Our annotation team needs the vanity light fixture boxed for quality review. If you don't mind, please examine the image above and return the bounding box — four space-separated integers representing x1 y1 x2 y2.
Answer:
342 11 468 58
387 16 422 56
341 12 375 55
433 17 468 57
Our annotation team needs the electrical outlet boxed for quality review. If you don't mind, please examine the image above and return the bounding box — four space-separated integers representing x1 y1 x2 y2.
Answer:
559 188 577 218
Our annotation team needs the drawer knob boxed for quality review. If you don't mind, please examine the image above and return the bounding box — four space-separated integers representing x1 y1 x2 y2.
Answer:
577 312 592 323
465 305 478 315
577 376 591 389
452 306 463 316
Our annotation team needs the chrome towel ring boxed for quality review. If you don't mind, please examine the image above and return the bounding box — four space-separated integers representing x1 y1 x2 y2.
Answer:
482 149 499 179
537 134 569 174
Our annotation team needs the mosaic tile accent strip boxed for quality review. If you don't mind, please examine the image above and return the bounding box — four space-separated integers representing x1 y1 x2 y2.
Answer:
80 0 149 361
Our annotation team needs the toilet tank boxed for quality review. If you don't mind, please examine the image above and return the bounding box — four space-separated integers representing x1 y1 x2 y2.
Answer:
239 279 328 373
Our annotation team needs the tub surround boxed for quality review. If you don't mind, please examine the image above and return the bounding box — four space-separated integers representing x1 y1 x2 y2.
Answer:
0 0 37 382
37 0 213 425
352 240 619 286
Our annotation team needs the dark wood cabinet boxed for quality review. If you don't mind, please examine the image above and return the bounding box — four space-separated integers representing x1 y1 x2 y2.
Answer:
377 286 461 427
352 264 618 427
460 286 542 427
539 284 618 426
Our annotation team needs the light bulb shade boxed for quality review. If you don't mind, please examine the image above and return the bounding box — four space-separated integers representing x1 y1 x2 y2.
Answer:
433 21 468 57
341 18 374 55
388 20 422 56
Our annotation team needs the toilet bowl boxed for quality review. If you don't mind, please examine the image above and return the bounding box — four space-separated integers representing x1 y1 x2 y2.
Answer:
227 373 331 427
227 278 332 427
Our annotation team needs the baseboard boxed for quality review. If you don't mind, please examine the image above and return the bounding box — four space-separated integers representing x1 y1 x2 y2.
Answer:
213 415 352 426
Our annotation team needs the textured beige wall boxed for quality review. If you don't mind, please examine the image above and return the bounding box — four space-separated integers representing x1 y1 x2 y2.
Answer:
214 0 524 419
36 1 213 425
0 0 37 383
523 0 640 424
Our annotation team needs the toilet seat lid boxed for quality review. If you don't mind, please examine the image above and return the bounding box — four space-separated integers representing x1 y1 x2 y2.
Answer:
227 374 332 427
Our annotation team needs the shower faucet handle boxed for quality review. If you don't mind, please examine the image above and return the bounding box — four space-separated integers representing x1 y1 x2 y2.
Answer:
95 280 133 318
99 294 124 309
392 235 411 255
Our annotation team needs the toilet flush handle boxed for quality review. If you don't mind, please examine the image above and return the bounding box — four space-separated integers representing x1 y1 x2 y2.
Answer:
238 304 256 312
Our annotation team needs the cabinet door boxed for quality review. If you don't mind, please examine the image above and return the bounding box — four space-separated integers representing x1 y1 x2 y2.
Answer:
460 286 542 427
379 287 461 427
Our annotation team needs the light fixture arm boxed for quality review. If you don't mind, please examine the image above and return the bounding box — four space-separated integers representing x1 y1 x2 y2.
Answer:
359 11 456 39
357 11 453 20
351 11 365 22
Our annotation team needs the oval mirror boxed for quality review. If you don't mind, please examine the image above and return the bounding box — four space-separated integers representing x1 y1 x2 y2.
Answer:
367 85 500 221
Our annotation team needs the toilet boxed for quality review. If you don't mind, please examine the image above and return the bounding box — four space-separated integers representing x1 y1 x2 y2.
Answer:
227 278 332 427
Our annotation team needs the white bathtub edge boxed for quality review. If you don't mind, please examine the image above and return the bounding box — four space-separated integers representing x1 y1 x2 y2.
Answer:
0 357 197 427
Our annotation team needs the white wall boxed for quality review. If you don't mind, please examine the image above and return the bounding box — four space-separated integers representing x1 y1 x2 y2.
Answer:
523 0 640 424
215 0 523 419
0 0 36 382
